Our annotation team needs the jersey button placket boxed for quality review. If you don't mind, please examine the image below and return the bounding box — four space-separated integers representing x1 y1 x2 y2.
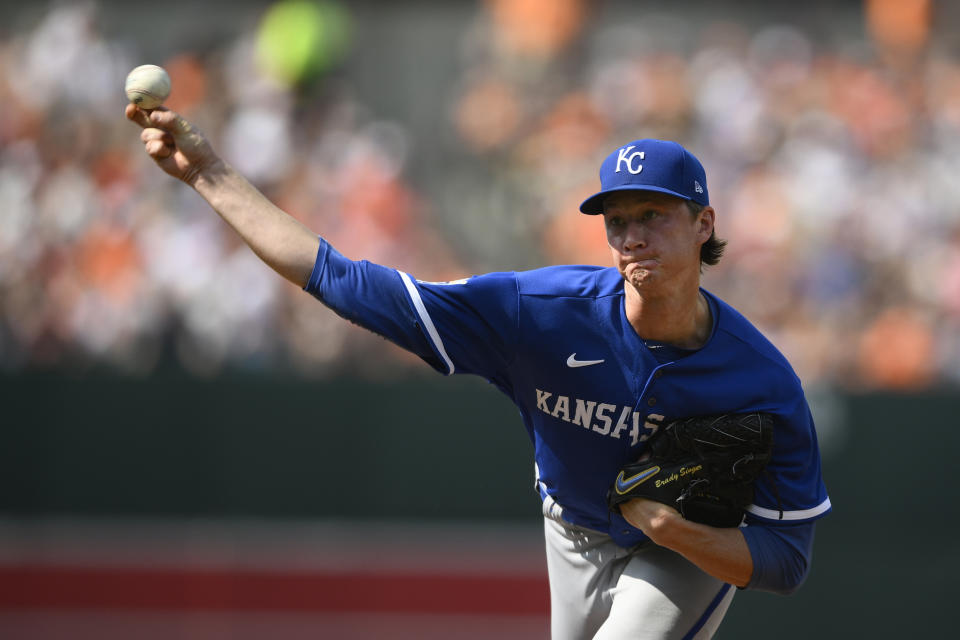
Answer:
643 368 663 408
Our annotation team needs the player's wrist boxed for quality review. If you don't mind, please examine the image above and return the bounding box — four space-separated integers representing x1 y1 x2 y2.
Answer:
189 158 231 191
646 508 687 546
621 498 682 542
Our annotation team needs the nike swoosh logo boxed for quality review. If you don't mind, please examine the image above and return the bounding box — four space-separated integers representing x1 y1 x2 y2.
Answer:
614 466 661 495
566 353 605 368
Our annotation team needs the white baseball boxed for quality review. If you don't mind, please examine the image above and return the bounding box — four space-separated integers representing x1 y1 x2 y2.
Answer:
125 64 171 110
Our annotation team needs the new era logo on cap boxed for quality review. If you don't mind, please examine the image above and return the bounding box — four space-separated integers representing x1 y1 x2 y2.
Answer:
579 139 709 215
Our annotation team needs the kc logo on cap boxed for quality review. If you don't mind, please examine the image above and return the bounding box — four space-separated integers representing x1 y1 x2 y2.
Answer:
580 139 709 215
616 146 645 175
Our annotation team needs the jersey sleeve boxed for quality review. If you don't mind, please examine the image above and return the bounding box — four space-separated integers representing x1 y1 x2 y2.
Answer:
304 238 519 382
395 267 520 382
741 521 816 595
304 238 439 367
746 394 832 525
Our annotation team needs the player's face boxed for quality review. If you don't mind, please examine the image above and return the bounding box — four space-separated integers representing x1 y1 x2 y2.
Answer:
602 192 713 295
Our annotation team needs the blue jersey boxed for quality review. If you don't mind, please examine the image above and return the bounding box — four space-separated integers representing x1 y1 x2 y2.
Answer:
307 239 831 548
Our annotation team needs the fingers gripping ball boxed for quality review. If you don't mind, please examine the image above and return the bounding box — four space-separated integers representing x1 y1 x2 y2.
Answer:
607 413 776 528
125 64 171 110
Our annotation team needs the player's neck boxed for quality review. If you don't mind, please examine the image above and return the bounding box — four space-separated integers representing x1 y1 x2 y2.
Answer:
624 283 711 350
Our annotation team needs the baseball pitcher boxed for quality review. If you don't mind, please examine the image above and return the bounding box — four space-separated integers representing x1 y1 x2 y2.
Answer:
128 104 830 639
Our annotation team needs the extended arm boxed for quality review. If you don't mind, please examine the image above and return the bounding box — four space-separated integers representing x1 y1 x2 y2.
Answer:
126 105 319 287
128 104 517 380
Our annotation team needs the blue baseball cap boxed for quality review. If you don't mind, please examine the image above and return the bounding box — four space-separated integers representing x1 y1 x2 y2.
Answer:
579 139 709 215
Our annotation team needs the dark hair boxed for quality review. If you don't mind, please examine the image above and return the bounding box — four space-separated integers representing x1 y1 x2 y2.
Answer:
686 201 726 268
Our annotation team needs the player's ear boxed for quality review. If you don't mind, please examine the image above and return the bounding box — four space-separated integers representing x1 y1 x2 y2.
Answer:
696 206 715 244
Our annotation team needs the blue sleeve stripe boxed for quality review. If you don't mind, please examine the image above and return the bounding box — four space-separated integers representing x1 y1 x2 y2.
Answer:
397 271 455 375
747 497 831 521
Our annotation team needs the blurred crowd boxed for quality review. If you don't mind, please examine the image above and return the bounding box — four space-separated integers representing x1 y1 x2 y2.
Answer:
1 0 959 390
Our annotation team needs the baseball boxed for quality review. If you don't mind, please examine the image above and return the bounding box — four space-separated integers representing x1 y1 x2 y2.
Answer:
124 64 171 110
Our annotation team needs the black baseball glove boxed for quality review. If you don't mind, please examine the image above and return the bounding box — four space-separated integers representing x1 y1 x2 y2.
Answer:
607 413 775 528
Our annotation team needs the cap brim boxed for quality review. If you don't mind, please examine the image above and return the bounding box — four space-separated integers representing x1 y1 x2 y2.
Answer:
579 185 692 215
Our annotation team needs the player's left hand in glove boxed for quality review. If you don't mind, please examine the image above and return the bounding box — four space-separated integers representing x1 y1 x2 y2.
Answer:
607 412 775 528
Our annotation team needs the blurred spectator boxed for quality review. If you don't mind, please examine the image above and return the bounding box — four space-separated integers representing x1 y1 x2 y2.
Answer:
1 0 959 392
857 306 936 389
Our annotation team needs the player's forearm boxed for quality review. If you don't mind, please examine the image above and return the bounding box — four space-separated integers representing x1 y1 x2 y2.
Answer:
193 161 319 288
651 515 753 587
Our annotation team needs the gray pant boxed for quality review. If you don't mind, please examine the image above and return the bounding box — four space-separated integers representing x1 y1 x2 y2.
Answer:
543 516 735 639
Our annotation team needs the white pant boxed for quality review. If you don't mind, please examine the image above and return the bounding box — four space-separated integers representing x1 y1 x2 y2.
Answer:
543 516 735 640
